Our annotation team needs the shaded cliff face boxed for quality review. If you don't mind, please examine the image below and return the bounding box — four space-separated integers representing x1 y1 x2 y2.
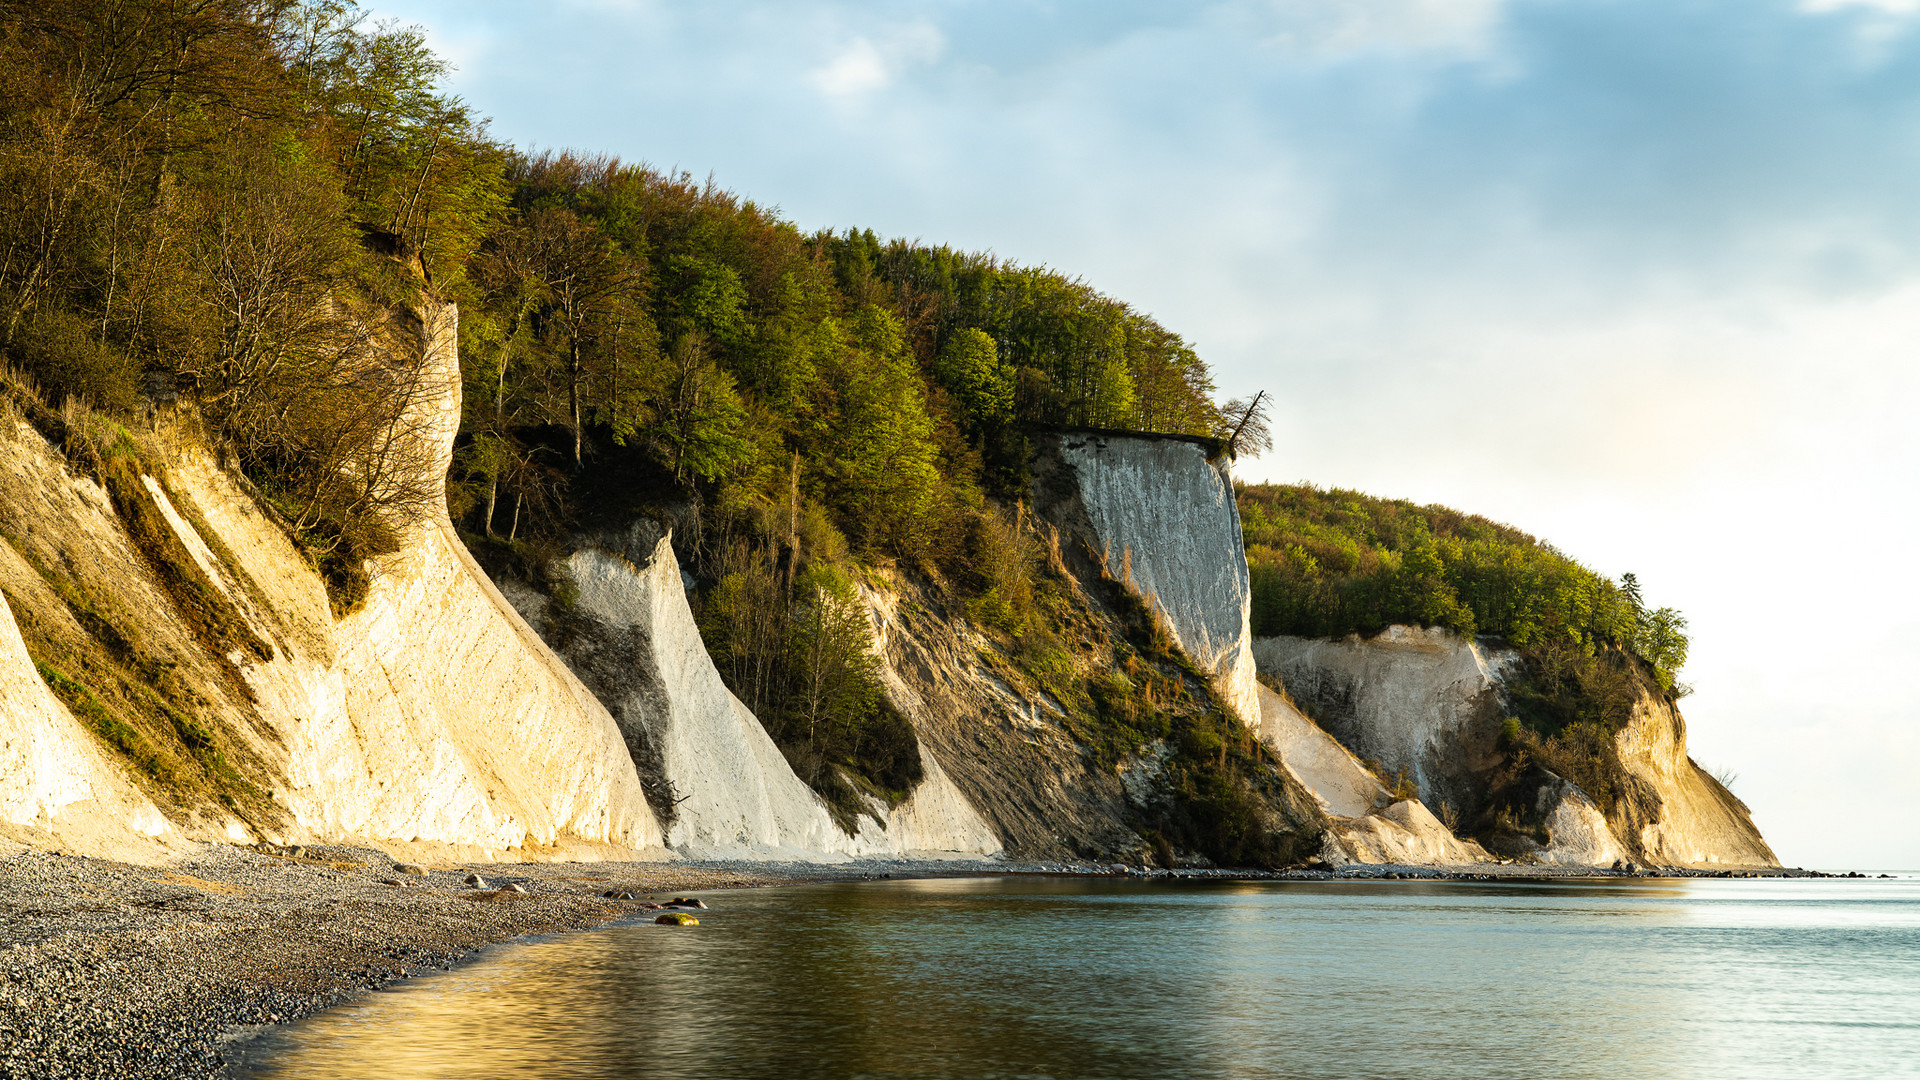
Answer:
1254 683 1486 866
0 302 662 862
1253 627 1777 868
860 577 1144 861
495 527 1002 860
1029 432 1262 723
1251 626 1513 824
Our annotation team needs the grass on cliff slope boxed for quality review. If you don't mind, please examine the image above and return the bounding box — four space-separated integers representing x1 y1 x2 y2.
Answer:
0 398 274 822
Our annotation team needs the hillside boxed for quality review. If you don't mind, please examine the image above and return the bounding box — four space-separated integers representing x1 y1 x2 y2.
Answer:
0 1 1771 875
1236 483 1768 864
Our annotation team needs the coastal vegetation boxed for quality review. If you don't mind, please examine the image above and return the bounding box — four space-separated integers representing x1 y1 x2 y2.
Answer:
0 0 1309 862
1238 483 1691 837
0 0 1709 866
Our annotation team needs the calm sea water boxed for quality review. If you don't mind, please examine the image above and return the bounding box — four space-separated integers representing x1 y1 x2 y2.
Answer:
239 875 1920 1080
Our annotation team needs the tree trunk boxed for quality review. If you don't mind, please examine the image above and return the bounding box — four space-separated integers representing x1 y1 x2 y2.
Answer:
569 340 583 469
785 451 801 586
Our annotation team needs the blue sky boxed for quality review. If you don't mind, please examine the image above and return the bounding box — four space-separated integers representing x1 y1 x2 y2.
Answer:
377 0 1920 869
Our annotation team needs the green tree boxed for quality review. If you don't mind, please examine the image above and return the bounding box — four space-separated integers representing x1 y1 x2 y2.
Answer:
787 567 884 767
935 327 1013 427
652 333 751 484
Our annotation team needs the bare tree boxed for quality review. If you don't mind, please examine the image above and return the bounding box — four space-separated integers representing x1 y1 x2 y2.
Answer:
1218 390 1272 460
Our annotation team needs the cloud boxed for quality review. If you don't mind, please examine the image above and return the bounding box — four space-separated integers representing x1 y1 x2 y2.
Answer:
1250 0 1514 60
807 23 943 99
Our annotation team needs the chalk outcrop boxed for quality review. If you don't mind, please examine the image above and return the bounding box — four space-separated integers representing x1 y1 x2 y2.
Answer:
1529 777 1623 867
1251 626 1513 822
1030 432 1262 723
1253 625 1777 868
0 302 662 862
499 530 1002 860
1255 685 1484 865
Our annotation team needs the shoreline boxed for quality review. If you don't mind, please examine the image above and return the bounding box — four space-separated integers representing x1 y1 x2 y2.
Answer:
0 843 1843 1079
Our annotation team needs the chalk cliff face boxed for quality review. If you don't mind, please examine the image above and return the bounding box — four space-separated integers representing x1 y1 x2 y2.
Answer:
1614 693 1775 867
0 302 662 861
497 528 1002 860
0 589 175 860
1029 432 1262 723
1029 431 1484 865
1252 627 1777 868
1251 626 1513 823
1255 684 1485 865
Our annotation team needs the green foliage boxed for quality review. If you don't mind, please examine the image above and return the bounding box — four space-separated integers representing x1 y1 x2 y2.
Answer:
696 530 922 827
1240 483 1690 695
7 308 140 412
1150 709 1319 870
0 0 505 615
935 327 1014 427
450 162 1232 558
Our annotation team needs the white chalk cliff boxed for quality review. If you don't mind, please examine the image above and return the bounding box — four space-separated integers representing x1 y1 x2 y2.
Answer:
1033 432 1263 724
505 535 1002 860
0 302 662 861
1252 626 1513 821
1253 626 1776 868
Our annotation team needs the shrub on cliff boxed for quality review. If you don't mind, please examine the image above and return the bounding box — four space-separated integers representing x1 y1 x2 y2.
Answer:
697 533 922 827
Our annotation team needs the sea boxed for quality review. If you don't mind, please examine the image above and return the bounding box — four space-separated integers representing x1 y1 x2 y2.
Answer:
236 874 1920 1079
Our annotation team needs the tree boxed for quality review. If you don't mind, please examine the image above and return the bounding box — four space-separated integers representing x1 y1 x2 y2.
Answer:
515 206 636 468
788 567 883 769
1218 391 1273 459
935 327 1012 428
818 307 944 552
653 332 751 484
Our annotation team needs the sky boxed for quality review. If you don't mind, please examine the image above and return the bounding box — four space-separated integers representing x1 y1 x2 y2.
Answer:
372 0 1920 870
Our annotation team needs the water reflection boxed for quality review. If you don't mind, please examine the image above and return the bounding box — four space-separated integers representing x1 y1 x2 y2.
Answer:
242 876 1920 1080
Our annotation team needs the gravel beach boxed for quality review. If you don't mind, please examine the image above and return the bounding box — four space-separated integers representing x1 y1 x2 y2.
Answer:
0 843 1823 1079
0 842 996 1080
